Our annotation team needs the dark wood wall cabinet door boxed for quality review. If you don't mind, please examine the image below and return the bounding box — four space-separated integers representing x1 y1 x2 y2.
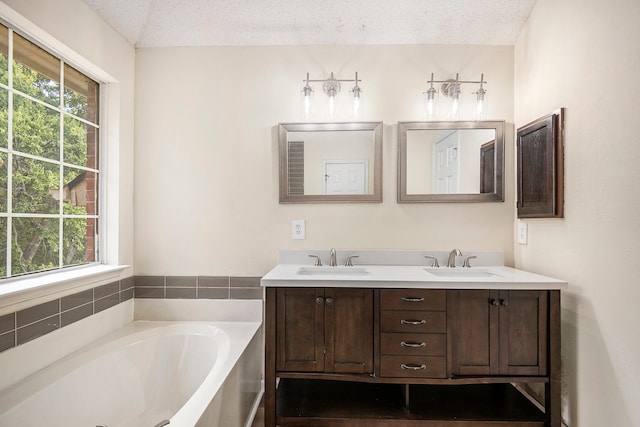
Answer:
517 108 564 218
449 289 548 377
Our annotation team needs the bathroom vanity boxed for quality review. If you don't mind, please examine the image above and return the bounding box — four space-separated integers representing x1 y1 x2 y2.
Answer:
261 251 567 427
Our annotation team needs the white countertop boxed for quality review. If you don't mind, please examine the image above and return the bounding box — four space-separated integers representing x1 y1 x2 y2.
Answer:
261 264 568 290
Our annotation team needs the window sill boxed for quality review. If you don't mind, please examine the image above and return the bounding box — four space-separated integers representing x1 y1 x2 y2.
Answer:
0 264 129 315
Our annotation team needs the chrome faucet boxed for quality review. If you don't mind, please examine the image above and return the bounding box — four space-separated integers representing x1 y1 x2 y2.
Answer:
329 248 337 266
447 249 462 268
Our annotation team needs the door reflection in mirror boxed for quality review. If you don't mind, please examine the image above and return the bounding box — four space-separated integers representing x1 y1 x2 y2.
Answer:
406 128 495 195
397 121 504 203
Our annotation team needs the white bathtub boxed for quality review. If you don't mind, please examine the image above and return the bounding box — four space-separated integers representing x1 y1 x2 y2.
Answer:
0 320 262 427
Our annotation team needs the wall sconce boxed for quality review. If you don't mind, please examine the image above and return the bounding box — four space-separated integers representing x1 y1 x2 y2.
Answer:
424 73 487 120
301 72 362 118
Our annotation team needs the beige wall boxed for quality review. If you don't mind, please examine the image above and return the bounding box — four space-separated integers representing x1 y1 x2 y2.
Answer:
134 45 514 276
514 0 640 425
0 0 136 274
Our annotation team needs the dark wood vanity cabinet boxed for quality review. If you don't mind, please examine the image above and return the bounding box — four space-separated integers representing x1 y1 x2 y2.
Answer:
449 289 548 376
265 287 561 427
276 287 374 374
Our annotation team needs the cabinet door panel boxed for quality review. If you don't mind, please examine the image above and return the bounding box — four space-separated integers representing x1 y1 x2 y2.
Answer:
499 290 548 375
325 288 374 374
277 288 325 372
449 290 500 376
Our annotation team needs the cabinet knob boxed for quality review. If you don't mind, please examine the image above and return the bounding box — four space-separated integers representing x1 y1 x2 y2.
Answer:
325 297 334 305
500 299 509 306
489 298 500 306
315 296 324 305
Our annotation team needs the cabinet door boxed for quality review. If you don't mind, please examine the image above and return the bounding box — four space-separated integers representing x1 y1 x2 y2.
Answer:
276 288 325 372
324 288 374 374
499 290 548 376
449 289 500 376
449 290 549 377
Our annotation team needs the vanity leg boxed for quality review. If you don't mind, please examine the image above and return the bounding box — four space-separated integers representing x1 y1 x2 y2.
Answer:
545 290 562 427
401 384 410 412
265 288 277 427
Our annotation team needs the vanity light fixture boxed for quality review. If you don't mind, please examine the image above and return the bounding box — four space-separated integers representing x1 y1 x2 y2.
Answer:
424 73 487 120
301 72 362 118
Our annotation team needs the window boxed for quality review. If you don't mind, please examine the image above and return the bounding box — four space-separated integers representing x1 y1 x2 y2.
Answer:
0 23 100 279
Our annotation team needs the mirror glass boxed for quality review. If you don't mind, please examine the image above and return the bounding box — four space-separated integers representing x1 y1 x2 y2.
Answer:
279 122 382 203
398 121 504 202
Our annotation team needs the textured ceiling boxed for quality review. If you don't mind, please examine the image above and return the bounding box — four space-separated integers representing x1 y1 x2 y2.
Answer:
81 0 537 47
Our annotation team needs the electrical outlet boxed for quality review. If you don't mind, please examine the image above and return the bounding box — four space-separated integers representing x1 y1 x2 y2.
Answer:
292 220 305 240
518 221 528 245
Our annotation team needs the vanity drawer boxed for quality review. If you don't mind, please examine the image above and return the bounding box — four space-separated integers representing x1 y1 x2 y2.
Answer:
380 310 446 333
380 289 446 311
380 333 446 356
379 355 447 378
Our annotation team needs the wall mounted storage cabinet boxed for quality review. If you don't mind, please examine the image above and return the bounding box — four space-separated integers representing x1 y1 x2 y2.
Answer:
517 109 565 218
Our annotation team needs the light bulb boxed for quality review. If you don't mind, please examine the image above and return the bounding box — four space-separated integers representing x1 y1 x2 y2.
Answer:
352 84 362 117
475 87 486 120
425 86 437 119
303 93 312 118
327 94 335 118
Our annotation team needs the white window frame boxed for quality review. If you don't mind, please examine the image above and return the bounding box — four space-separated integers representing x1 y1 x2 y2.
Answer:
0 5 126 315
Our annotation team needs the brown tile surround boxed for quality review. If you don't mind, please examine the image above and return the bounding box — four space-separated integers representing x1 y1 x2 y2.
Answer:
0 275 263 355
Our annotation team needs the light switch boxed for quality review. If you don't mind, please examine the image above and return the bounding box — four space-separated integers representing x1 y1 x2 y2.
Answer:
292 220 305 239
518 221 528 245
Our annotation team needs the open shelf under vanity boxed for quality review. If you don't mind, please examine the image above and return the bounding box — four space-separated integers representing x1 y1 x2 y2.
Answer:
276 379 546 426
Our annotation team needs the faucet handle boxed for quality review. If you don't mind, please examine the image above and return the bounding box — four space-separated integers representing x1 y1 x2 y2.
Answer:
424 255 440 268
308 255 322 266
345 255 359 266
463 255 477 268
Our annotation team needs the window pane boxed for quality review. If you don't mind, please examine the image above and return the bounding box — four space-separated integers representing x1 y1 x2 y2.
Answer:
13 33 60 106
12 217 59 275
0 151 6 212
0 218 6 278
64 64 99 124
62 168 97 216
13 156 59 214
0 24 7 86
13 95 60 159
63 217 96 266
0 88 7 149
64 116 98 168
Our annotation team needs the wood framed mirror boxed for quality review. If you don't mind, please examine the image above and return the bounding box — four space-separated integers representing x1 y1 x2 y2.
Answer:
278 122 383 203
397 121 505 202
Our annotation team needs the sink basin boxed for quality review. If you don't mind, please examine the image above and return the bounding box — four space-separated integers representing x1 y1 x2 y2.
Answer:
297 266 369 276
424 268 501 278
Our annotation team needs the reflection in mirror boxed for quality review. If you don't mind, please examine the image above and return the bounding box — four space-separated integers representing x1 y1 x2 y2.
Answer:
398 121 504 202
279 122 382 203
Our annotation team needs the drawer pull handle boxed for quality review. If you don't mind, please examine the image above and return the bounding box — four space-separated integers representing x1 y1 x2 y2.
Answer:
401 341 426 348
401 297 424 303
401 363 427 370
401 319 427 325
